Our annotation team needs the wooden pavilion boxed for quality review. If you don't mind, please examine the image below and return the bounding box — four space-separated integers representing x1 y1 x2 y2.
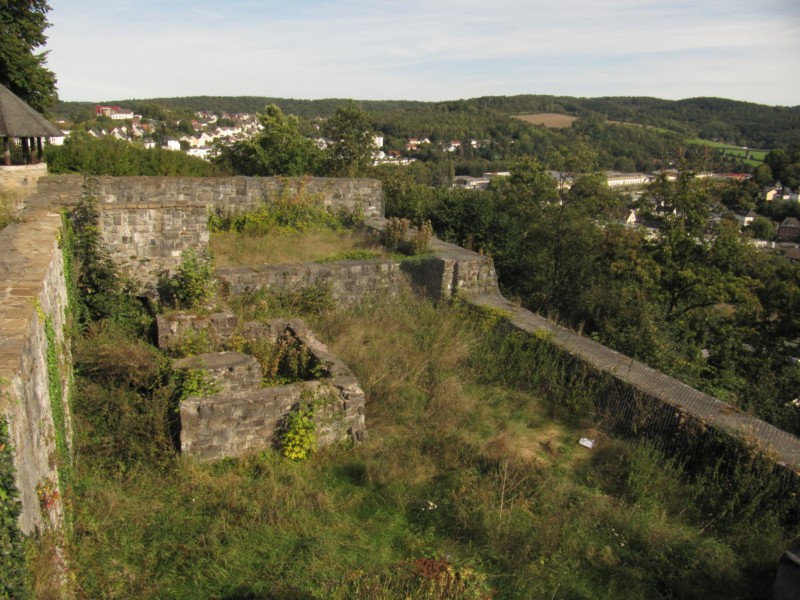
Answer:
0 83 63 166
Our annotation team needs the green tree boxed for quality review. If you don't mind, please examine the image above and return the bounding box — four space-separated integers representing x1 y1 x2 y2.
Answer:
215 104 321 176
323 103 375 177
0 0 57 113
748 216 776 241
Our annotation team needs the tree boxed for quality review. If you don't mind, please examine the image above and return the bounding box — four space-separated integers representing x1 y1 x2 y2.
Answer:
748 217 776 241
214 104 321 176
323 103 374 177
0 0 57 113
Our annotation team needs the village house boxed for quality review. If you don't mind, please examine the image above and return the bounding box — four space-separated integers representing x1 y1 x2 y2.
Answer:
735 209 758 227
777 217 800 242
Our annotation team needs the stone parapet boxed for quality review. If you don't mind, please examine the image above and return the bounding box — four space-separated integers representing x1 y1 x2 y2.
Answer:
0 163 48 198
0 210 71 534
470 293 800 473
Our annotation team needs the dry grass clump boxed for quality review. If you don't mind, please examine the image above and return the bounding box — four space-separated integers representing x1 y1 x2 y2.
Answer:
316 288 479 432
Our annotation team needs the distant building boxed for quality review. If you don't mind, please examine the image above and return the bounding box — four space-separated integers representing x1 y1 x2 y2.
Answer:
454 176 490 190
777 217 800 242
735 209 758 227
605 172 652 188
95 105 134 120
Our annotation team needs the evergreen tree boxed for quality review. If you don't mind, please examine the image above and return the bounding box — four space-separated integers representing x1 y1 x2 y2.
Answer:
0 0 58 113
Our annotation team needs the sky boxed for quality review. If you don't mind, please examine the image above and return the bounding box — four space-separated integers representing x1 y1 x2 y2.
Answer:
44 0 800 107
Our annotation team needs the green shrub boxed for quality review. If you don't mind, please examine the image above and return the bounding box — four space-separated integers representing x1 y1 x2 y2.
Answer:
278 402 317 461
384 217 433 256
172 368 219 403
209 183 364 236
0 416 25 599
314 249 383 263
159 250 215 309
245 332 323 387
232 280 334 322
67 177 136 327
411 219 433 255
383 217 410 253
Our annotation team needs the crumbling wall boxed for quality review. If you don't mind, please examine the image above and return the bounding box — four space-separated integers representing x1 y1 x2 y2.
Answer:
164 315 366 461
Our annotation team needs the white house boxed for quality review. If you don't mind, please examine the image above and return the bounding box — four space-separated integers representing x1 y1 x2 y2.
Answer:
186 148 213 160
735 209 757 227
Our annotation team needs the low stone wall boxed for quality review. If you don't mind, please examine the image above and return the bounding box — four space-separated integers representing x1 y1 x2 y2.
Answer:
174 352 262 394
217 238 498 306
0 210 71 534
218 259 405 305
0 163 48 197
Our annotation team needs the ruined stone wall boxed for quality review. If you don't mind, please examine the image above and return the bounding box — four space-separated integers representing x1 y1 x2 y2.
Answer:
95 176 381 291
98 203 209 293
0 211 71 534
30 175 384 292
172 317 366 461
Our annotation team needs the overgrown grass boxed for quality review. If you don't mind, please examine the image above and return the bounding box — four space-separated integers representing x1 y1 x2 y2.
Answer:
210 229 385 267
64 289 793 599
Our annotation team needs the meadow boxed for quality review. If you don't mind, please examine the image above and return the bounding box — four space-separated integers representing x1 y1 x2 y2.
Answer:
512 113 578 129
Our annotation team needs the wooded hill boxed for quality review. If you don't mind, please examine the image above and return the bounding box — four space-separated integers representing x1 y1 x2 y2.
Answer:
55 94 800 150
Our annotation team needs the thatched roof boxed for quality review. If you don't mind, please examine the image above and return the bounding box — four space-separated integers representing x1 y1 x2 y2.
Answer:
0 84 63 138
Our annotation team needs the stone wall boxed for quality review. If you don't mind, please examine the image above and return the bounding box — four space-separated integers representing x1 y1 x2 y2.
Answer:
217 238 498 306
99 204 209 292
27 175 384 292
0 164 48 197
471 294 800 473
0 210 71 534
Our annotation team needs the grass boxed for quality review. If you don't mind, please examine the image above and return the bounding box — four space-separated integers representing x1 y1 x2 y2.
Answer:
513 113 577 128
60 289 793 599
686 138 769 166
210 229 386 267
0 189 21 232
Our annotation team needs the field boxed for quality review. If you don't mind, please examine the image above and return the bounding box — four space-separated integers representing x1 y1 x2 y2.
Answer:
513 113 577 128
687 138 769 166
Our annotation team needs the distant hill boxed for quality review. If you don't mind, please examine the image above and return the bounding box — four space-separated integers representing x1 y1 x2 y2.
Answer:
55 94 800 151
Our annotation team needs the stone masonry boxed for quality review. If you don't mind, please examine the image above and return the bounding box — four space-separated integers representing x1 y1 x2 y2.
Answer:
0 210 70 534
28 175 385 293
161 313 366 461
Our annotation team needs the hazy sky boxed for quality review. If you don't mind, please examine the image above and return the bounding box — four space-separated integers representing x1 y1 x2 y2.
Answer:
44 0 800 106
